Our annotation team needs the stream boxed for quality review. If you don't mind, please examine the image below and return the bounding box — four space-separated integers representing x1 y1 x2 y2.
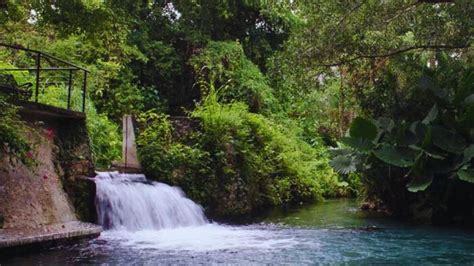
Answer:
2 172 474 264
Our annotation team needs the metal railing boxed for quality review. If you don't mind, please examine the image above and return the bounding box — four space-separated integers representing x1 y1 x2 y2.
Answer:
0 43 90 112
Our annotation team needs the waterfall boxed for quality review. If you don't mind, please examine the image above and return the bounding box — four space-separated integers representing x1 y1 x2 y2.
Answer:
94 172 208 231
93 172 296 252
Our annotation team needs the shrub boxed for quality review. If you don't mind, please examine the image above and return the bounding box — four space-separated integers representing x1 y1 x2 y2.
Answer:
193 100 340 213
38 85 121 169
137 99 340 217
189 41 278 114
136 111 213 205
0 58 121 169
330 59 474 221
0 93 31 165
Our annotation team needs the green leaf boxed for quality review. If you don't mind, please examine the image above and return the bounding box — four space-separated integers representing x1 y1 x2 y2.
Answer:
410 122 430 146
405 152 425 178
376 117 395 132
409 121 420 134
431 161 454 174
419 75 447 99
329 148 352 157
408 144 423 151
409 145 444 160
422 104 438 125
350 117 378 141
421 126 432 149
431 87 448 99
457 169 474 183
330 155 357 174
458 105 474 130
396 127 418 146
372 145 415 168
424 151 445 160
337 181 349 187
432 126 466 154
462 145 474 165
407 175 433 192
375 117 394 143
464 94 474 106
341 137 374 153
419 76 433 90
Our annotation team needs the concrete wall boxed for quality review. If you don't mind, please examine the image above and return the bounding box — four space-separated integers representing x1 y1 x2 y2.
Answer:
0 105 97 229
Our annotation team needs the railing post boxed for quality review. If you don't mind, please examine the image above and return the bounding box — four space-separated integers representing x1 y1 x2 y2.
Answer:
82 71 87 113
67 70 73 110
35 53 41 103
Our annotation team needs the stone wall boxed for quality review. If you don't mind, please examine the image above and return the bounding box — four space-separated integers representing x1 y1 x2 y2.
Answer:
0 106 97 229
53 116 97 223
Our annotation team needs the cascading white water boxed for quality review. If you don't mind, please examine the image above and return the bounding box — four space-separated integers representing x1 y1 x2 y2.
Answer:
94 171 296 252
95 171 208 230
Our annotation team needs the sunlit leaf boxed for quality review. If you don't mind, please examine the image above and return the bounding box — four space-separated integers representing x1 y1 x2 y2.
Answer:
329 148 352 157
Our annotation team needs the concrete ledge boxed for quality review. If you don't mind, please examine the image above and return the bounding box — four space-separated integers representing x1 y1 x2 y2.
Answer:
0 221 102 253
18 101 86 120
111 162 143 173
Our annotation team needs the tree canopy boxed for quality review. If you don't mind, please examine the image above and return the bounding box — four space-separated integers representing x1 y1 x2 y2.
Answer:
1 0 473 222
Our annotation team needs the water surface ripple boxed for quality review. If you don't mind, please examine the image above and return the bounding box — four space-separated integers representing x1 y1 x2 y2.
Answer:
2 173 474 264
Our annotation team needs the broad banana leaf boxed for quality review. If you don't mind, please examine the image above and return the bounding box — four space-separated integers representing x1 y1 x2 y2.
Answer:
350 117 378 141
407 175 433 192
373 145 415 168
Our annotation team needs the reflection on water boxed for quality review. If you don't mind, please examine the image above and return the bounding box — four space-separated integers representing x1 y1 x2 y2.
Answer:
2 199 474 264
260 198 378 228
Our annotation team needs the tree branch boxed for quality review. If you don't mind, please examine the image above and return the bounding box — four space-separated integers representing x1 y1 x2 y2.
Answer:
315 44 470 67
384 2 420 25
417 0 454 3
337 1 366 26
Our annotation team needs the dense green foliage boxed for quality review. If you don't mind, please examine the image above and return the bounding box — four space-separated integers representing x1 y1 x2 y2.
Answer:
190 41 277 113
265 1 473 223
136 111 209 198
0 94 31 164
332 58 474 188
37 85 121 169
137 89 340 216
1 2 124 168
1 1 473 223
193 101 340 205
329 56 474 221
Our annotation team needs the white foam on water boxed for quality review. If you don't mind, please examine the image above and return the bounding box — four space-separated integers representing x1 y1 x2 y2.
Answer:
94 172 297 252
101 224 297 252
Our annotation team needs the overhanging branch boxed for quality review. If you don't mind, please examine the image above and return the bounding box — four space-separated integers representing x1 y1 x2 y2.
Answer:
315 44 470 67
417 0 454 3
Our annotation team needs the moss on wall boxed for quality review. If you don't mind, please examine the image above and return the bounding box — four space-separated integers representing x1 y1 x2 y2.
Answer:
4 106 97 222
53 117 97 223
